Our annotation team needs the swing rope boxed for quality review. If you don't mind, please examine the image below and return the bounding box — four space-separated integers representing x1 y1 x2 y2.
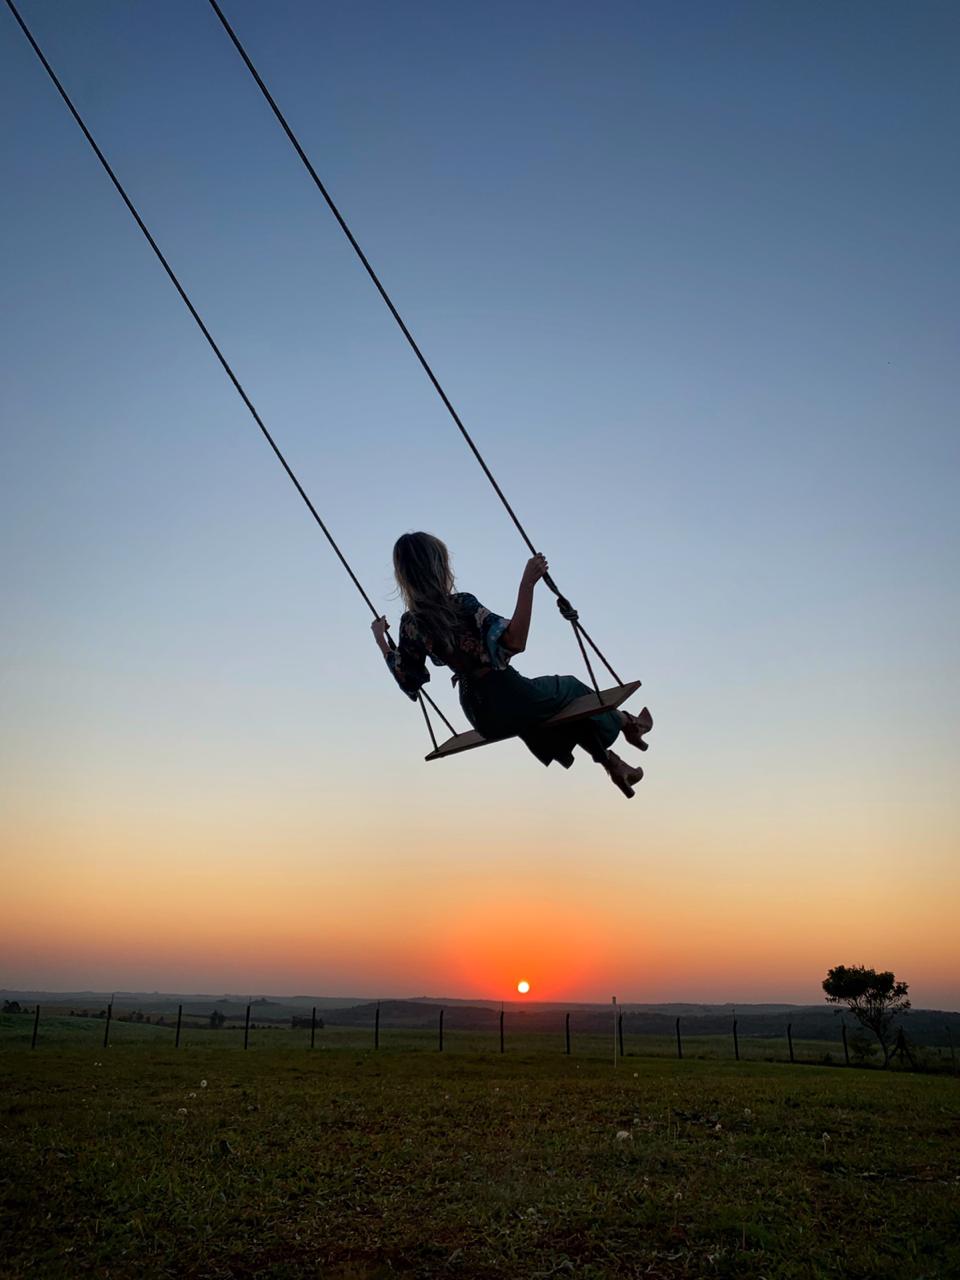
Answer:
206 0 623 697
3 0 458 742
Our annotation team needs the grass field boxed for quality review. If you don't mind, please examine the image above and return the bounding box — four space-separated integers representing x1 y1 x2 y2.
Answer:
2 1018 958 1278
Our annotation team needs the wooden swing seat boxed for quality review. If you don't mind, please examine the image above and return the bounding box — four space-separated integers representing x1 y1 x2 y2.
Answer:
425 679 642 761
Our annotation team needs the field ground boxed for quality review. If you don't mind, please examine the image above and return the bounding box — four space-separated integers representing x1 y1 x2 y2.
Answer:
1 1021 958 1278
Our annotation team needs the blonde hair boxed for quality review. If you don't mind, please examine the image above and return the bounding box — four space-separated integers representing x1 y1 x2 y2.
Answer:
393 532 460 654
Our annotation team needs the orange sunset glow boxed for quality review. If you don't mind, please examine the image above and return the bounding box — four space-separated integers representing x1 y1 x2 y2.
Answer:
3 770 958 1005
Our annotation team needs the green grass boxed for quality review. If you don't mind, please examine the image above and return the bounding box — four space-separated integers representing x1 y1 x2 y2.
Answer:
2 1025 958 1278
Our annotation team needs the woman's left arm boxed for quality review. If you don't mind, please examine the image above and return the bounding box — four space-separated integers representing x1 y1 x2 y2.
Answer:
371 615 393 658
374 615 430 699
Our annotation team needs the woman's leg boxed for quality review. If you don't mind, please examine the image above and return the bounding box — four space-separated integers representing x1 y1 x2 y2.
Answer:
602 750 644 797
513 674 604 769
463 670 649 793
573 709 622 765
619 706 654 751
574 711 645 797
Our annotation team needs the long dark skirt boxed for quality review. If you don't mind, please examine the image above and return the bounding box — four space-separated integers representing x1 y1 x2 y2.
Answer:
458 668 622 768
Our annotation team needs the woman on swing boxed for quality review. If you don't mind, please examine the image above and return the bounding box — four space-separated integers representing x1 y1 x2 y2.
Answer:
372 532 652 797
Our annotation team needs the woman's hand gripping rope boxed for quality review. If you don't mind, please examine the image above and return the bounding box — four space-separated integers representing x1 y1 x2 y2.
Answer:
371 615 392 656
521 552 549 587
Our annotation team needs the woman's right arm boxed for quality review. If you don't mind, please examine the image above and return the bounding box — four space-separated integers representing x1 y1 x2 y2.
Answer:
502 553 548 654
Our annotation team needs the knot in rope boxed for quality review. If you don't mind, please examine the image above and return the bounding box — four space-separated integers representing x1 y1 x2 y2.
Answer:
555 595 580 624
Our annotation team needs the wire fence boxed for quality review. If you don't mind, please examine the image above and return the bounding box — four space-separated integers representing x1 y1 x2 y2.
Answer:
3 1003 956 1074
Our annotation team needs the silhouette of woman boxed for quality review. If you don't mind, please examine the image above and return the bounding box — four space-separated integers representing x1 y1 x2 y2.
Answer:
373 532 652 796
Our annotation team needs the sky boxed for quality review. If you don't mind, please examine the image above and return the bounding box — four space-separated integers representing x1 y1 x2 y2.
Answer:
2 0 958 1008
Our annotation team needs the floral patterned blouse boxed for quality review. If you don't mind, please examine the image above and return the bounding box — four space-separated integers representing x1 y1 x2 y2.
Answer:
385 592 514 700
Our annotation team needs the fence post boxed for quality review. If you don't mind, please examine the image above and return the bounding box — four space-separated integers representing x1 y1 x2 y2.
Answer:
31 1005 40 1050
175 1003 183 1049
842 1022 850 1066
103 1001 112 1050
618 1009 625 1059
565 1012 571 1056
732 1017 739 1062
438 1008 444 1053
374 1001 380 1050
243 1004 251 1050
499 1006 504 1054
787 1022 794 1063
946 1024 957 1074
310 1006 317 1050
612 996 618 1067
675 1016 683 1060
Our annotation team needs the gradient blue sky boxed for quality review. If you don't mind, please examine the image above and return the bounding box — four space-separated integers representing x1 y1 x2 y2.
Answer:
2 1 958 1005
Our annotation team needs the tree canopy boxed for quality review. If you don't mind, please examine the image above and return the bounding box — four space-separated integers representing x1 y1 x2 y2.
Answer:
823 965 910 1066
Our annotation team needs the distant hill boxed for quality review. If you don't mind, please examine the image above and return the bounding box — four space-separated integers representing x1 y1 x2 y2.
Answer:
3 989 957 1045
0 990 369 1015
319 1000 960 1046
407 998 805 1015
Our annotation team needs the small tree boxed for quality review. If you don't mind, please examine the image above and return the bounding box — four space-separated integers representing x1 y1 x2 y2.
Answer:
823 965 910 1067
209 1009 226 1030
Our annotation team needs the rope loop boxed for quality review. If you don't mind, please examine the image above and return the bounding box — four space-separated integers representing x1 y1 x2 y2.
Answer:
555 595 580 624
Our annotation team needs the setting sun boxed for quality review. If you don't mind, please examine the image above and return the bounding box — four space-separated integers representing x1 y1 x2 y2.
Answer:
517 980 530 994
